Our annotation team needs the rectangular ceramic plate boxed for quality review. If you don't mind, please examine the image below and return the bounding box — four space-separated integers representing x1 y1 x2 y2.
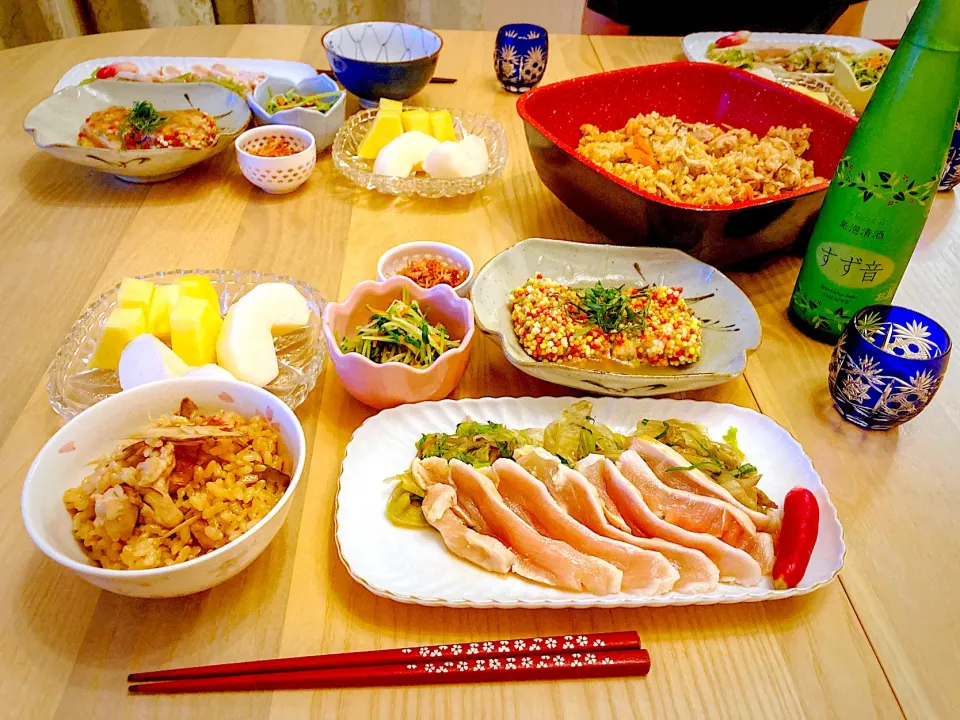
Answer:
53 56 317 93
682 32 885 70
471 239 762 397
336 396 845 608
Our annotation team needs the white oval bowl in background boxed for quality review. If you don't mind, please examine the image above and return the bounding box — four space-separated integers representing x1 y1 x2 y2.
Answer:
21 377 306 598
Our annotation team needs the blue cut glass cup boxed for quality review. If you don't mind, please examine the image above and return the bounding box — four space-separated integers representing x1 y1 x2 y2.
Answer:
495 23 548 94
828 305 951 430
938 110 960 192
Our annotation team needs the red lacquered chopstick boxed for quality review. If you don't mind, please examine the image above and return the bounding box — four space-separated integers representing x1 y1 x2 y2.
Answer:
128 631 640 682
129 648 650 695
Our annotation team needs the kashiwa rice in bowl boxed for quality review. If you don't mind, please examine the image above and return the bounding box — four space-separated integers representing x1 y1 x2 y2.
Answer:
63 397 292 570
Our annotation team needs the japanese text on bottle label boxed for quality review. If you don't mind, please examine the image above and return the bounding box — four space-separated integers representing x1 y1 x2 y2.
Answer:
815 241 895 289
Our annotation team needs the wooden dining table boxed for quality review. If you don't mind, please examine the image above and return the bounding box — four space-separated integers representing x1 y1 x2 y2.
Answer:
1 24 957 720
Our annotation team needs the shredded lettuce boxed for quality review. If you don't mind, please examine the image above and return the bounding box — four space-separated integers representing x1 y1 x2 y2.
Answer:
543 400 628 465
385 471 428 528
636 418 774 511
415 419 542 468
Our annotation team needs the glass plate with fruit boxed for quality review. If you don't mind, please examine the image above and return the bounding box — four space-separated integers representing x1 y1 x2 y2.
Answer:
47 269 327 420
331 100 508 197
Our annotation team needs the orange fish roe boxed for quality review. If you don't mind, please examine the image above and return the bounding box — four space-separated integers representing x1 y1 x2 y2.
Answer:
510 274 702 368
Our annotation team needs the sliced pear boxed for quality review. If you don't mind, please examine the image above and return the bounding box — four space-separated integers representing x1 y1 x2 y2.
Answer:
118 334 191 391
373 131 441 177
238 283 311 335
216 283 310 387
185 364 235 380
422 134 489 179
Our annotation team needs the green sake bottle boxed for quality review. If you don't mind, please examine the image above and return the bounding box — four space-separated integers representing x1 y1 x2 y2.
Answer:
789 0 960 341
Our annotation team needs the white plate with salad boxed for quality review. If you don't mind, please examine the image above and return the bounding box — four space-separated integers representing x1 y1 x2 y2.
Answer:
335 396 845 608
683 31 886 76
53 56 318 95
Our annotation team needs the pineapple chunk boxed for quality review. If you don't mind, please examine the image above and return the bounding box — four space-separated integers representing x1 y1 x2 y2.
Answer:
89 308 147 371
170 296 220 366
117 277 154 314
378 98 403 113
357 111 404 160
178 275 221 314
401 108 431 135
428 110 457 142
146 284 180 340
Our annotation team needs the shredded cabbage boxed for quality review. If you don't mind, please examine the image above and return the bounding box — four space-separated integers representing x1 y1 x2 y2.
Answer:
635 419 775 511
385 471 429 528
542 400 628 465
415 420 541 468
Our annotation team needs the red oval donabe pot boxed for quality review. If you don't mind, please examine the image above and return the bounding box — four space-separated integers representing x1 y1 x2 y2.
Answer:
515 62 858 268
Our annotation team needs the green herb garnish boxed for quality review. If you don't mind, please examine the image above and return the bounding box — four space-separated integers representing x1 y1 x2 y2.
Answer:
570 282 646 334
122 101 166 136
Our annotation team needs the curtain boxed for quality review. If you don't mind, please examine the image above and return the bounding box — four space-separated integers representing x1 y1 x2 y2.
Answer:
0 0 486 49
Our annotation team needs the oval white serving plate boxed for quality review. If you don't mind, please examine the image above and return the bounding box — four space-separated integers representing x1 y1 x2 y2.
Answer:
682 32 885 68
471 239 761 397
336 396 845 608
54 56 318 93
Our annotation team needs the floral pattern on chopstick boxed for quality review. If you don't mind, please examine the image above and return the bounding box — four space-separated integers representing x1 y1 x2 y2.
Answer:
408 652 615 673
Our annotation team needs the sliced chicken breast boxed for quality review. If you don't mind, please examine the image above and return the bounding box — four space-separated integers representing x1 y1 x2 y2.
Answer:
422 484 515 574
617 450 775 573
491 459 678 595
575 455 762 586
516 448 719 594
448 459 623 594
411 456 452 491
630 437 781 534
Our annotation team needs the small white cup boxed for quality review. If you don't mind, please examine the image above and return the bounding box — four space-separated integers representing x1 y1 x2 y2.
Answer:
235 125 316 194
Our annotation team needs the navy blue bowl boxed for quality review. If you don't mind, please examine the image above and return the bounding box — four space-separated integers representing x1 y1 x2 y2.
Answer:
828 305 951 430
322 22 442 105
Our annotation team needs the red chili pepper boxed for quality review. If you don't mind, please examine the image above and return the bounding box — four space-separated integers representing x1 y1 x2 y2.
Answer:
95 64 120 80
773 487 820 590
714 30 751 49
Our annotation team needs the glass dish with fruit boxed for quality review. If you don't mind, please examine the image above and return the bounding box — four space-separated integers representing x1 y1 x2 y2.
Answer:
331 98 508 197
47 269 327 420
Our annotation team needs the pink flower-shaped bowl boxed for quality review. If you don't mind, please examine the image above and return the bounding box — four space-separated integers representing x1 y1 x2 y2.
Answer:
323 276 475 409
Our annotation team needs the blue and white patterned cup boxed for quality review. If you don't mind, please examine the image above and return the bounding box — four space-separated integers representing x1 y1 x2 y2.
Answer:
939 111 960 192
495 23 548 94
828 305 951 430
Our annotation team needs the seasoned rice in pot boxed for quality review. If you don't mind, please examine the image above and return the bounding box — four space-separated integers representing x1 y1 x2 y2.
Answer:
578 111 823 206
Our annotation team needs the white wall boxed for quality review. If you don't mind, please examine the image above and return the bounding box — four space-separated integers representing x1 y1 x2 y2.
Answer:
862 0 913 38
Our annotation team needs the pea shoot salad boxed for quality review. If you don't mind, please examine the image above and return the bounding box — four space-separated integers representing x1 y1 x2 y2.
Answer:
338 290 461 369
